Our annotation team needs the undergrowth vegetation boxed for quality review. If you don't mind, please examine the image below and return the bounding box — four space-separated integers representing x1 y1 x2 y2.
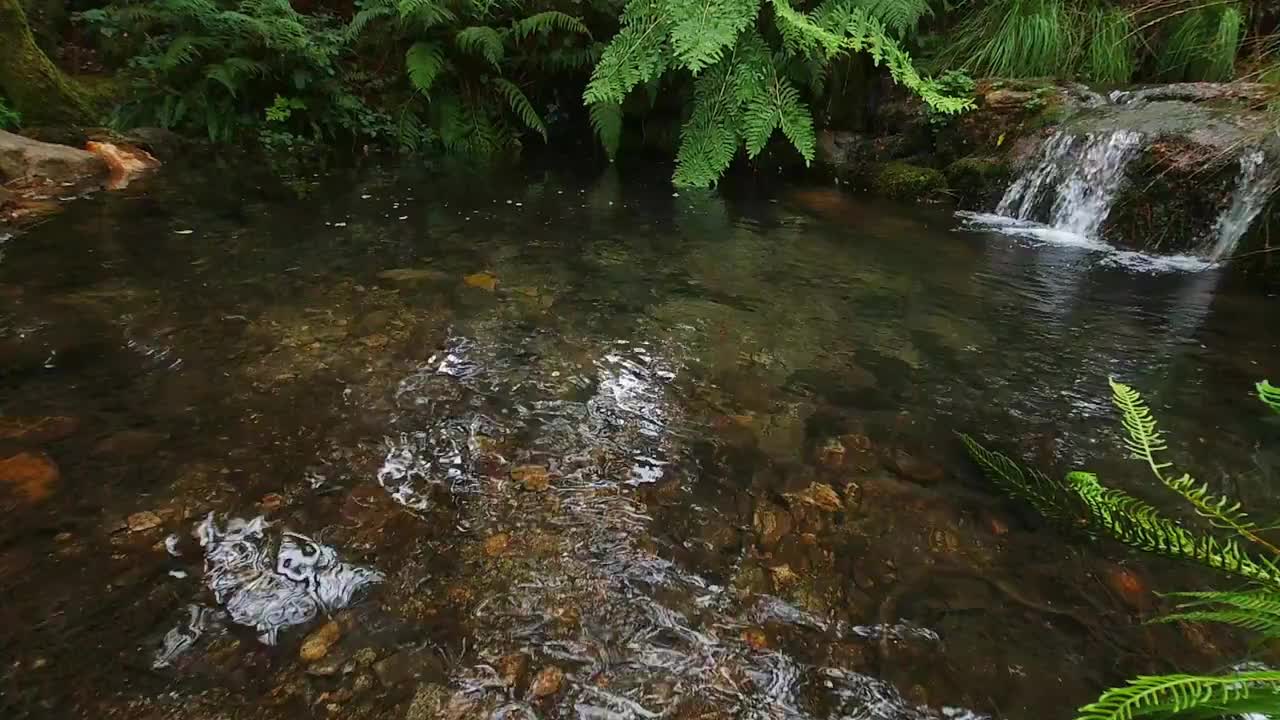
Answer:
7 0 1276 183
0 96 19 130
962 379 1280 720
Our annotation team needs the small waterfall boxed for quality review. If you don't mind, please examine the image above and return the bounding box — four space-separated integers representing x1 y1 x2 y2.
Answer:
1206 149 1280 261
995 129 1144 238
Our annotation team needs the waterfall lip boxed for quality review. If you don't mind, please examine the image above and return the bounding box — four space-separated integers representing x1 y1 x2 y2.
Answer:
957 212 1218 273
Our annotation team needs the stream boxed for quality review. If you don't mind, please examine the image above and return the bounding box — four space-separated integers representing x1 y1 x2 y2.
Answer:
1 160 1277 720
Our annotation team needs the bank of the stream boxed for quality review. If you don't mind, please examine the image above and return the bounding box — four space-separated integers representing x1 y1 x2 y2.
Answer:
1 159 1277 720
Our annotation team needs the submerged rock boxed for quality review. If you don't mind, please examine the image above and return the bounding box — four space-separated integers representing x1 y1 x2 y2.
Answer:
0 416 78 444
529 665 564 698
299 620 343 662
0 451 59 503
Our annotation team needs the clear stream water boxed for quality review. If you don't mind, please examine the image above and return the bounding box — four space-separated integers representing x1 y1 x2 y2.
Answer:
1 160 1278 720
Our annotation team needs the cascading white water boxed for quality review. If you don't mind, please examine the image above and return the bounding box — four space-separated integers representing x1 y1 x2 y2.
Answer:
1206 149 1280 261
995 129 1145 239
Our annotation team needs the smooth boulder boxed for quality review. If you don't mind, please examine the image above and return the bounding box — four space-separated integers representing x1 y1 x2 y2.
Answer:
0 129 107 184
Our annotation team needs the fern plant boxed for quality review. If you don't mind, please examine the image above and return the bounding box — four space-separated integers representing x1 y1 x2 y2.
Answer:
349 0 600 158
963 379 1280 720
78 0 384 144
583 0 973 187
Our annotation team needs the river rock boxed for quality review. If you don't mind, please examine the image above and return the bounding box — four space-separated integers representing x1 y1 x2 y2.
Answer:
126 511 163 533
529 665 564 698
0 130 107 184
483 532 511 557
496 652 530 688
300 620 343 662
0 451 59 503
463 272 498 291
93 429 168 457
786 482 842 512
752 507 792 551
887 449 945 484
510 464 550 492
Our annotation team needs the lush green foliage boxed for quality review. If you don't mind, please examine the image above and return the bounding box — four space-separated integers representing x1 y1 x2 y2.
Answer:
963 379 1280 720
0 95 19 130
347 0 601 158
584 0 973 187
943 0 1258 84
79 0 380 144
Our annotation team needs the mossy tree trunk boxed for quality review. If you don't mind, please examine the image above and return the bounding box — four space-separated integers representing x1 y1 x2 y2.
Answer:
0 0 93 125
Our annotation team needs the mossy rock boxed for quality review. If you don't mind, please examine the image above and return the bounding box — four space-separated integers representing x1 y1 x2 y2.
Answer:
872 162 946 201
944 155 1012 208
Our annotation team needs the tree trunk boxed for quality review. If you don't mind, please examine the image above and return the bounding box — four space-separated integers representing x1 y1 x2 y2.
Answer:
0 0 92 125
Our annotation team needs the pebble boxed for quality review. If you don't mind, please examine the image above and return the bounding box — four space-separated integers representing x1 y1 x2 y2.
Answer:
510 464 551 492
300 620 342 662
483 533 511 557
529 665 564 698
126 511 163 533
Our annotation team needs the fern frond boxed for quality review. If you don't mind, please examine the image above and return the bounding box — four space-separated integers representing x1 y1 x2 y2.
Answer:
582 0 671 106
854 0 933 38
958 433 1081 523
347 3 395 39
492 78 547 140
406 42 447 97
672 32 770 187
511 10 590 40
456 26 505 66
1067 472 1280 587
665 0 762 74
1259 380 1280 414
1074 671 1280 720
1157 588 1280 638
1109 378 1172 475
590 102 623 161
397 0 456 27
742 66 814 163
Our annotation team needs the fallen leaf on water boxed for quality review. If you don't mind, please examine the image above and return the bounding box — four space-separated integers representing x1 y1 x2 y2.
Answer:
464 272 498 291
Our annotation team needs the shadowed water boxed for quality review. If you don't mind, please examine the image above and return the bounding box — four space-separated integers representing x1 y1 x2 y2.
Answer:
0 160 1277 720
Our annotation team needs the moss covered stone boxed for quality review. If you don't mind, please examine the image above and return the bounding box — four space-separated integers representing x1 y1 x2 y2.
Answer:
872 162 946 201
944 155 1012 208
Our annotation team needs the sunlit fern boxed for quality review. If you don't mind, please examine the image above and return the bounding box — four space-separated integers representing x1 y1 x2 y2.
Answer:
1260 380 1280 414
1076 672 1280 720
1154 588 1280 638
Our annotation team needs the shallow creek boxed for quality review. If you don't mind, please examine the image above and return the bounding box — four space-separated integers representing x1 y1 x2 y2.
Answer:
1 161 1277 720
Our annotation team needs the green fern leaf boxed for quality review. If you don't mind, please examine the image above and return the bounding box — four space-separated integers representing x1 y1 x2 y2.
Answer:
491 78 547 140
1110 378 1173 473
1067 472 1280 587
665 0 762 74
583 0 671 106
397 0 456 26
590 102 623 161
854 0 933 38
511 10 590 40
1074 671 1280 720
1259 380 1280 414
347 3 395 39
958 433 1082 523
1160 588 1280 639
456 26 505 66
406 42 446 97
672 32 770 187
742 67 814 162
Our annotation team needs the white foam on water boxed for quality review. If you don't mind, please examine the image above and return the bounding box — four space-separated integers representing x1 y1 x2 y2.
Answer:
958 212 1217 273
153 513 383 668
